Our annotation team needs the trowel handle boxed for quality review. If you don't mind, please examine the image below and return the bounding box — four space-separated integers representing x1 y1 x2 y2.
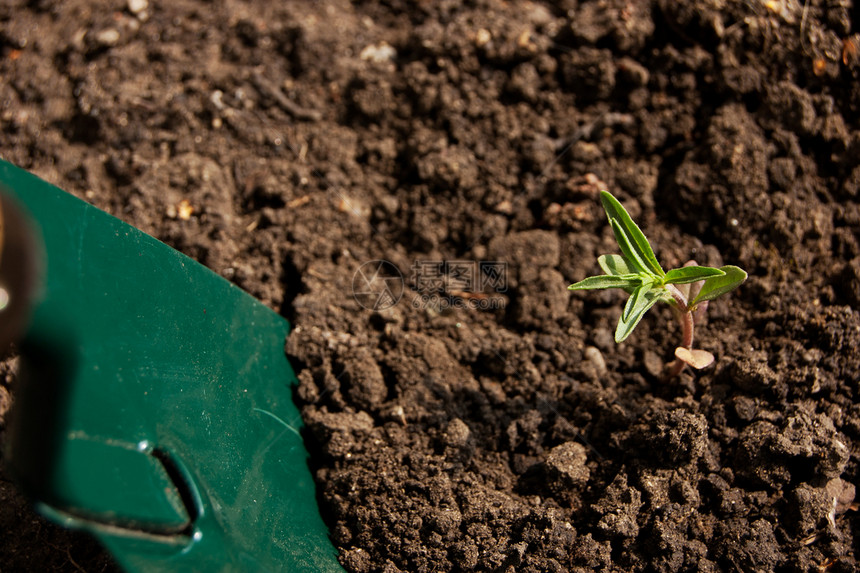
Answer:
0 190 43 353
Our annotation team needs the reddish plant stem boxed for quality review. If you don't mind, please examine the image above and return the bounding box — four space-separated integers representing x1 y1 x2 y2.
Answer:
665 284 694 377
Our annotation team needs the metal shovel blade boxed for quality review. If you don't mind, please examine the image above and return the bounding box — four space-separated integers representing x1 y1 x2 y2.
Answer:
0 159 343 572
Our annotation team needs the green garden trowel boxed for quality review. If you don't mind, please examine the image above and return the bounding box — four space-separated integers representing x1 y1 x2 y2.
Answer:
0 159 343 572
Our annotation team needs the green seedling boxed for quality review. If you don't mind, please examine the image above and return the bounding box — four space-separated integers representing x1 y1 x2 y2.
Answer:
568 190 747 377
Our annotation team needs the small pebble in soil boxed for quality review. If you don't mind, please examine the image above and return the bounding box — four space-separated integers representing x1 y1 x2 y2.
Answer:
127 0 148 15
359 42 397 63
95 29 121 47
584 346 607 375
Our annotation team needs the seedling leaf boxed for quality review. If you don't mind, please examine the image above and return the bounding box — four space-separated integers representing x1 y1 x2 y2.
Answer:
600 191 664 277
622 279 653 321
674 347 715 369
663 266 725 285
598 254 635 276
610 219 652 275
615 289 662 342
568 274 640 290
690 265 747 306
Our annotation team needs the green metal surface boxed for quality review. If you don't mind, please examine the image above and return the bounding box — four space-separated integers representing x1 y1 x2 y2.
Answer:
0 159 343 572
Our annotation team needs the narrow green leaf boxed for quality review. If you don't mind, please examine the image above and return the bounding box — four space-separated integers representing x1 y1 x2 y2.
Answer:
568 274 640 291
663 266 725 286
622 279 653 321
615 289 663 342
598 254 635 276
610 218 652 276
600 191 665 277
690 265 747 306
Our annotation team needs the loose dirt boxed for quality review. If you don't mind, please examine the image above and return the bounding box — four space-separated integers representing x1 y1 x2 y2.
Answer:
1 0 859 571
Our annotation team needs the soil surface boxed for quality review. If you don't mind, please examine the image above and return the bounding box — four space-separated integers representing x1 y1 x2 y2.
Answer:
2 0 860 571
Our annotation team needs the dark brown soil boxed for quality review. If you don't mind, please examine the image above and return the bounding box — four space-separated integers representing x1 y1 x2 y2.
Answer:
2 0 860 571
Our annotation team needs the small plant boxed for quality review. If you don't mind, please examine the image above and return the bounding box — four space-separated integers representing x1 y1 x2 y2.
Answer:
568 190 747 377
